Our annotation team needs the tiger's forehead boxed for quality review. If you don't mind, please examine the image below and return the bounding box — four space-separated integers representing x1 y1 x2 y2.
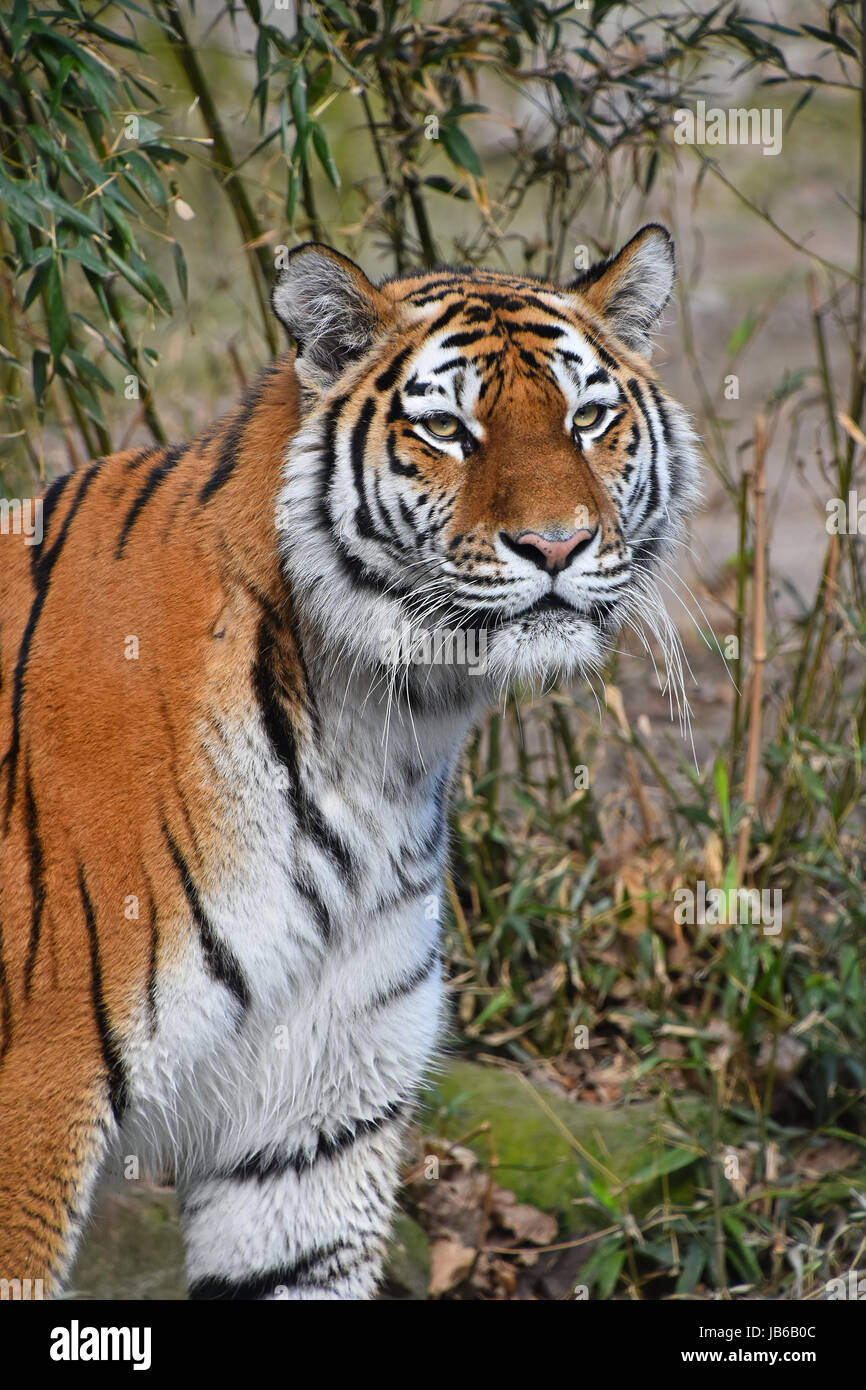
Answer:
379 270 625 414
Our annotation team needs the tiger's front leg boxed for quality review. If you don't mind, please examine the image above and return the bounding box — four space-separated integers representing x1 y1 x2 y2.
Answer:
179 1107 409 1300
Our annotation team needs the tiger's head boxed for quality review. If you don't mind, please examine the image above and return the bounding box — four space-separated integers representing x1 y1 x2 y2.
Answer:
273 227 700 701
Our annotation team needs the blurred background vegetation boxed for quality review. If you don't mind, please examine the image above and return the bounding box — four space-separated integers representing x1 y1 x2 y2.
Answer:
2 0 865 1299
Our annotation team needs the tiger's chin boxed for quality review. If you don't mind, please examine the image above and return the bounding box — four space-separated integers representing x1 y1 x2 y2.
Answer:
483 605 611 692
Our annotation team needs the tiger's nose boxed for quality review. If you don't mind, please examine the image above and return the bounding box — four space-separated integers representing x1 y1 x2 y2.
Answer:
502 528 596 574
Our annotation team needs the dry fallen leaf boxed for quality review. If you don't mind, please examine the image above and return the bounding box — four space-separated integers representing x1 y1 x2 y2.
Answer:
527 961 567 1008
795 1140 861 1178
429 1237 476 1295
490 1190 557 1246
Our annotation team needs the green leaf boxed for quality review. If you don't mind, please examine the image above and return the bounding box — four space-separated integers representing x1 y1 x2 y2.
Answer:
32 348 50 413
45 259 69 361
290 69 308 136
307 59 333 109
22 257 52 311
311 122 340 188
725 311 758 358
713 756 731 838
38 187 103 238
619 1145 699 1188
66 348 112 393
800 24 858 59
799 763 828 804
127 250 171 314
103 246 162 311
27 125 83 185
439 123 482 180
582 1236 626 1299
675 1241 706 1295
122 150 168 210
722 1211 761 1281
470 987 513 1029
173 241 188 304
61 241 111 278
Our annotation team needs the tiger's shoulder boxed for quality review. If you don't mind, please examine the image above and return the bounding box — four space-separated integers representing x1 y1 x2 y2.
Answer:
0 356 301 844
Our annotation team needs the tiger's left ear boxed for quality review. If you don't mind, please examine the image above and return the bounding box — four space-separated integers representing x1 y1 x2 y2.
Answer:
271 243 393 393
567 224 675 358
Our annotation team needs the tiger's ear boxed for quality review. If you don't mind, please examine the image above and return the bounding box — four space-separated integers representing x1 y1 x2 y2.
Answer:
567 224 675 357
271 243 393 392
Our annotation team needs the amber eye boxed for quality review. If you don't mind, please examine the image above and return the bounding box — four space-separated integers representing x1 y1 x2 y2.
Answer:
423 413 461 440
572 402 604 431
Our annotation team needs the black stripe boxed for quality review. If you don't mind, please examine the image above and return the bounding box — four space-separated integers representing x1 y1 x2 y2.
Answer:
2 464 99 832
19 1201 65 1239
292 871 332 943
125 445 160 472
584 368 610 388
372 468 409 554
350 396 377 540
77 868 129 1124
397 496 422 545
115 444 188 558
647 379 681 495
627 377 661 525
441 328 489 350
30 472 72 584
316 393 349 539
386 433 418 478
188 1241 350 1300
508 319 563 340
332 533 399 595
587 336 620 371
430 356 464 375
367 947 440 1012
23 769 45 995
220 1103 404 1185
425 299 466 334
145 875 159 1035
163 826 250 1015
252 620 357 885
375 344 414 391
198 369 276 504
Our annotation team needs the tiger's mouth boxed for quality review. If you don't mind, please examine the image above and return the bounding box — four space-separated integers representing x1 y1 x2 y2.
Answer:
511 591 620 633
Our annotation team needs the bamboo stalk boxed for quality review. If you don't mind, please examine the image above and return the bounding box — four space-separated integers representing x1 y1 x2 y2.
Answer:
735 418 767 883
729 467 750 781
157 0 278 356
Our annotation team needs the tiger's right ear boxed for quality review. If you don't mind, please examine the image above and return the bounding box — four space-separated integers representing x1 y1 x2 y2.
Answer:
271 243 393 394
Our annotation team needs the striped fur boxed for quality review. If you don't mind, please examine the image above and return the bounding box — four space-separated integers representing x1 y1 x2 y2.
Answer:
0 226 699 1298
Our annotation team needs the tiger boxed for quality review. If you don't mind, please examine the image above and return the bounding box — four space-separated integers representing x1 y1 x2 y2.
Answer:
0 223 699 1300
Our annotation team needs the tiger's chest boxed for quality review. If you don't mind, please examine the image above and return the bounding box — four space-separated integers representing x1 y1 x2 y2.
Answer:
118 696 457 1175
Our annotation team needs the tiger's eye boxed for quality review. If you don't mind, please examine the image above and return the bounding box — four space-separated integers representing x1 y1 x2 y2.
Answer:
424 413 461 439
572 402 604 431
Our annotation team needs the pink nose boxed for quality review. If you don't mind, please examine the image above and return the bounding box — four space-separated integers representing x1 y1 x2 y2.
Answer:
503 528 596 574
